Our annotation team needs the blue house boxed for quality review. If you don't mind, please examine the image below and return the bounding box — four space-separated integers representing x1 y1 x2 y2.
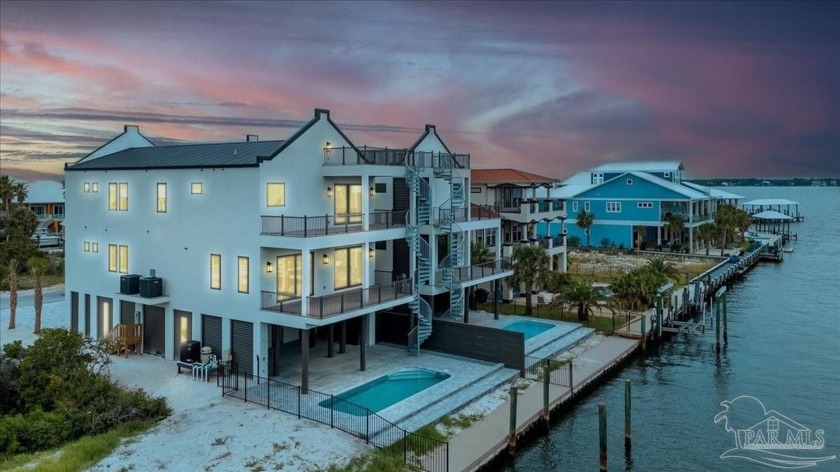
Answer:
538 162 742 252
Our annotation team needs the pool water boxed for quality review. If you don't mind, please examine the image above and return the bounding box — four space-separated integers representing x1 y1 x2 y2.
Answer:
320 369 450 416
502 320 555 339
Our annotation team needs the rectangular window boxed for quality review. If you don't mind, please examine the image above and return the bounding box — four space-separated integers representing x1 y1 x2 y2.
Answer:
118 245 128 273
210 254 221 290
108 244 117 272
276 254 302 298
606 202 622 213
156 183 167 213
584 202 590 212
191 182 203 194
334 246 363 289
572 201 578 212
84 241 90 252
179 316 189 345
626 178 633 185
118 183 128 211
334 184 362 224
92 182 99 193
108 183 117 211
375 183 387 193
593 173 604 185
266 182 285 207
637 202 653 209
471 186 482 194
375 240 386 250
237 256 249 293
84 182 90 193
92 242 99 253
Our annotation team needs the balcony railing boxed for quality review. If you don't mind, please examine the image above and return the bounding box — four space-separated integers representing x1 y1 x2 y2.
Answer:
434 206 469 224
261 210 405 237
260 278 413 318
455 257 513 282
323 147 470 169
494 199 564 214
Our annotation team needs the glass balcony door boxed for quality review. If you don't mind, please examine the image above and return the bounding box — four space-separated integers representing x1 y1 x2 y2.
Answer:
335 184 362 224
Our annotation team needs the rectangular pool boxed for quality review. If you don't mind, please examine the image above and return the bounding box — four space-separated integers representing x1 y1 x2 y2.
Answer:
502 320 555 339
320 369 450 416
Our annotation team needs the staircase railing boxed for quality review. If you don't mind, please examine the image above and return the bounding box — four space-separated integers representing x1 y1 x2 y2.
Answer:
405 160 434 353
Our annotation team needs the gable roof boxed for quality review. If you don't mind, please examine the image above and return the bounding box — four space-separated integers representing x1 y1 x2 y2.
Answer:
67 140 285 171
24 180 64 203
590 161 684 173
682 181 744 200
471 168 558 187
629 172 706 199
409 124 452 154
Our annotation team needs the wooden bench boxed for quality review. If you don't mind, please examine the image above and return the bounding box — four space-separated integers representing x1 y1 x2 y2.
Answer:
113 324 143 358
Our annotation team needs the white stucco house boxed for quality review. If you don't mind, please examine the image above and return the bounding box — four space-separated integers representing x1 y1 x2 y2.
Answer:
63 109 511 389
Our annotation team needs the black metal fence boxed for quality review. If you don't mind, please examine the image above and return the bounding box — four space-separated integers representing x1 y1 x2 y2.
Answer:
219 364 449 472
323 147 470 169
260 278 413 317
261 211 404 236
523 355 574 389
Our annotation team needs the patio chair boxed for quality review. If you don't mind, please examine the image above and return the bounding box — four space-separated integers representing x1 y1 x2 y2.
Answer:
192 354 219 382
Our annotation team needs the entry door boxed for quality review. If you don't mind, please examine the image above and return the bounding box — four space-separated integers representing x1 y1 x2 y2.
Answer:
202 315 222 358
174 310 192 355
143 306 165 357
120 300 135 325
268 324 283 376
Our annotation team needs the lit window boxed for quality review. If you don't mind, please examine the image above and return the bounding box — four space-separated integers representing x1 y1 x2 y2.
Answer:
92 242 99 253
266 182 285 207
84 241 90 252
237 256 249 293
108 244 117 272
119 245 128 273
84 182 90 193
118 183 128 211
179 316 189 344
191 182 203 194
92 182 99 193
156 183 167 213
334 184 362 223
334 246 363 289
108 183 117 211
210 254 221 290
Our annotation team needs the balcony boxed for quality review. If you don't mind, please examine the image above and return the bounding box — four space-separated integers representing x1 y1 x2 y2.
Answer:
455 258 513 283
492 199 565 224
260 278 413 319
261 210 405 237
471 205 501 220
323 147 470 169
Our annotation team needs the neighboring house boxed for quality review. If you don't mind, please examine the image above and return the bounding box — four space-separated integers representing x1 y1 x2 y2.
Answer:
540 162 743 251
25 180 65 233
64 109 511 389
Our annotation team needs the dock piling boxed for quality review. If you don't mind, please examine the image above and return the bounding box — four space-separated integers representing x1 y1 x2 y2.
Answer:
714 298 721 353
542 363 550 425
508 384 518 454
640 315 647 352
624 379 632 452
599 403 608 472
722 295 728 344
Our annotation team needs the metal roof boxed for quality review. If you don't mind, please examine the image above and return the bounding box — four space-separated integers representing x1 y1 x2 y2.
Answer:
752 210 794 221
682 181 744 200
628 172 707 199
66 140 286 170
589 161 684 173
24 180 64 203
741 199 799 206
471 168 559 186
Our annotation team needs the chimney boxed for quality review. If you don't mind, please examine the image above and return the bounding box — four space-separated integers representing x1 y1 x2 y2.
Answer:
314 108 330 119
425 124 436 132
246 134 259 142
124 125 140 133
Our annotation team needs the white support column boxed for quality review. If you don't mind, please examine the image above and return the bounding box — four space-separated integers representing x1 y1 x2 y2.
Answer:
366 312 376 346
362 173 371 231
256 322 268 378
221 317 232 359
301 250 311 317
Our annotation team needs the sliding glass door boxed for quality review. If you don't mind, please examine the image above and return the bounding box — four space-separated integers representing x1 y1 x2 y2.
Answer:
335 184 362 224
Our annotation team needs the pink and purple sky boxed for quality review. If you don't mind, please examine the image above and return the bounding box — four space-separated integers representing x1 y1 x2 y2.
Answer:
1 1 838 181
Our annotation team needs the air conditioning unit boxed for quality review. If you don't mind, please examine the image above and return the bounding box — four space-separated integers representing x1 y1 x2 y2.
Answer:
120 274 141 294
139 277 162 298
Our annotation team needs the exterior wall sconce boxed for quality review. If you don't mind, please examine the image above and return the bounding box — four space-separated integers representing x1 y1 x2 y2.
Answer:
369 186 376 197
325 141 332 149
266 261 273 273
322 253 329 265
327 186 333 198
369 247 375 258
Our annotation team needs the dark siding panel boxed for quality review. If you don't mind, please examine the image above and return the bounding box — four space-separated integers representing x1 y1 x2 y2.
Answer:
143 306 165 357
425 318 524 370
392 177 409 211
201 315 222 358
231 320 254 375
393 239 410 281
120 300 135 325
84 294 90 337
70 292 79 333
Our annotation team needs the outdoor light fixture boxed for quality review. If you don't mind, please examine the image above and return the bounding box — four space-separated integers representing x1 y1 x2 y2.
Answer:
266 261 273 273
325 141 332 149
370 186 376 197
327 186 333 198
322 253 329 265
369 247 375 258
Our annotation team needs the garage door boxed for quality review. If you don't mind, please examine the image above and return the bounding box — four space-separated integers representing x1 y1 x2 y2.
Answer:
201 315 222 358
231 320 254 375
143 306 165 357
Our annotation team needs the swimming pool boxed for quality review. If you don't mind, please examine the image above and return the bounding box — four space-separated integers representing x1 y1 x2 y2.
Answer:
502 320 555 339
320 369 450 416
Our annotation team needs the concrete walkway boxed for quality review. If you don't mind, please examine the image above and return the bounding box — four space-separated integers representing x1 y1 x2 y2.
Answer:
446 336 639 472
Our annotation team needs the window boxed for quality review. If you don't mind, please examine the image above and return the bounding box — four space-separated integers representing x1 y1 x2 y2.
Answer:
593 173 604 185
584 202 590 212
108 244 117 272
664 172 670 178
92 242 99 253
118 183 128 210
108 183 117 211
237 256 249 293
191 182 203 194
84 241 90 252
178 316 189 345
375 183 387 193
375 240 386 250
156 183 167 213
572 201 578 212
334 246 363 289
637 202 653 209
84 182 90 193
92 182 99 193
210 254 221 290
606 202 622 213
119 245 128 273
334 184 362 224
266 182 285 207
471 186 482 194
626 178 633 185
276 254 302 298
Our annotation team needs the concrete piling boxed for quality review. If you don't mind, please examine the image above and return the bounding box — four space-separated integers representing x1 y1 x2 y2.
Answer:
599 403 608 471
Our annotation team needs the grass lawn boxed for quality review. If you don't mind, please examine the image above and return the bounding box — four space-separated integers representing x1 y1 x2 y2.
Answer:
475 302 621 336
0 420 154 472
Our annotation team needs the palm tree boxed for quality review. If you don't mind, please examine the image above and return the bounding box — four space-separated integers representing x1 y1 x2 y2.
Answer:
8 259 18 330
663 213 685 247
27 256 49 335
576 210 595 248
469 241 493 309
558 278 610 321
0 175 13 214
697 223 719 256
13 182 28 206
715 204 738 256
645 258 680 284
510 244 550 316
633 227 647 249
734 209 753 243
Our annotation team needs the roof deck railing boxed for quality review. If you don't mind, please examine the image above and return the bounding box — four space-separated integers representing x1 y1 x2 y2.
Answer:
324 146 470 169
261 210 405 237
